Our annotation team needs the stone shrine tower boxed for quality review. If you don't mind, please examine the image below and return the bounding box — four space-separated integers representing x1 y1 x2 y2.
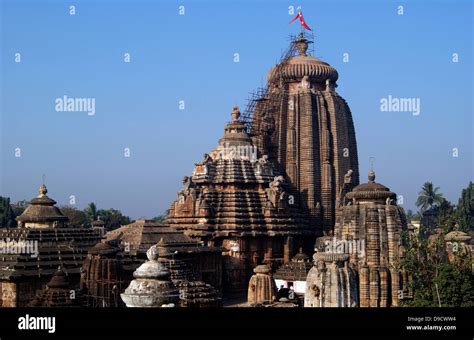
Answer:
168 106 312 294
251 33 359 233
335 171 408 307
16 184 68 228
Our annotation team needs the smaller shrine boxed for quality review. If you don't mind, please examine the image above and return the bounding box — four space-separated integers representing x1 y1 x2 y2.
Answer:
121 245 180 308
29 268 81 307
247 265 277 305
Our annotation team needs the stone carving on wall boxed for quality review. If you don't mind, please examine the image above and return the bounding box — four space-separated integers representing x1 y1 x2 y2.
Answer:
300 75 311 89
338 169 354 207
266 176 287 209
255 155 273 176
177 176 194 204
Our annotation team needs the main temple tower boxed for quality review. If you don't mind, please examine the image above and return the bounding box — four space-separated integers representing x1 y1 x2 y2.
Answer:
249 33 359 233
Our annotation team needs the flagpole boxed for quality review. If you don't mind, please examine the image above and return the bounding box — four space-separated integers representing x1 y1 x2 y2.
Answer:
299 9 303 36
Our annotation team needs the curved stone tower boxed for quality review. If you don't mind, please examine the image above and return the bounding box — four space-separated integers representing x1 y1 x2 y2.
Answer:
335 171 408 307
251 34 359 233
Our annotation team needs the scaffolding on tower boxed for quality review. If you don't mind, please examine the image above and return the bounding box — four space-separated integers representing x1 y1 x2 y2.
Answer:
240 31 315 135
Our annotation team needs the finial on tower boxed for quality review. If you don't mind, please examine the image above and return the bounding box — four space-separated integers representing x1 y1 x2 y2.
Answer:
368 157 376 182
368 170 376 183
295 35 309 56
38 183 48 197
231 105 241 122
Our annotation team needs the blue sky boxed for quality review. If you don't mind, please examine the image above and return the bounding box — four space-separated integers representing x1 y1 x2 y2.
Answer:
1 0 472 219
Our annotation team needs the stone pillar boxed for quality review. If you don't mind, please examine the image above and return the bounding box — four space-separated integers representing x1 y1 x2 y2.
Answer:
359 265 370 307
391 269 399 307
247 265 277 305
379 267 389 307
369 268 380 307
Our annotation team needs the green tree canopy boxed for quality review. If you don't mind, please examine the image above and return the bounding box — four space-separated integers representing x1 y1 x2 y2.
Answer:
0 197 16 228
84 202 98 224
400 226 474 307
416 182 444 212
11 200 28 219
457 182 474 231
152 212 167 224
59 206 88 227
97 208 131 231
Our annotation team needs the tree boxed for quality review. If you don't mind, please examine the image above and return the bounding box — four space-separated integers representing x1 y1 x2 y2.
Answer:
457 182 474 232
400 226 474 307
97 208 131 231
0 197 16 228
433 259 474 307
11 200 28 219
59 206 88 227
416 182 444 212
84 202 98 225
152 212 167 224
404 209 418 222
437 198 457 231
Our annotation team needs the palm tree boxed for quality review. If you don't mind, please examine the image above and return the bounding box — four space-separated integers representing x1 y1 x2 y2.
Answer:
85 202 98 223
416 182 444 212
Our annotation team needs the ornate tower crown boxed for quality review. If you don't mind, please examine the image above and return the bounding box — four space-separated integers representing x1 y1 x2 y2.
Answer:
368 170 376 183
38 184 48 197
231 105 241 122
295 34 311 56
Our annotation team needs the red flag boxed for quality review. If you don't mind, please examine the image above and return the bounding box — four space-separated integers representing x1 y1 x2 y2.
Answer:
289 11 312 31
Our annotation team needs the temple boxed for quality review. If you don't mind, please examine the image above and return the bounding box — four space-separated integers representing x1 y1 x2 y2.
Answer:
168 32 361 296
0 27 414 309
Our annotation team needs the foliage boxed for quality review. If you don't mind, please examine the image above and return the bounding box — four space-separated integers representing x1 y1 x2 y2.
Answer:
84 202 98 224
0 197 16 228
437 198 457 231
400 226 474 307
152 213 167 224
58 206 88 227
97 208 131 231
416 182 444 212
10 200 28 220
457 182 474 232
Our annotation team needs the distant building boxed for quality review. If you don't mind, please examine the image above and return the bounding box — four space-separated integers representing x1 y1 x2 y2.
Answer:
0 184 101 307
